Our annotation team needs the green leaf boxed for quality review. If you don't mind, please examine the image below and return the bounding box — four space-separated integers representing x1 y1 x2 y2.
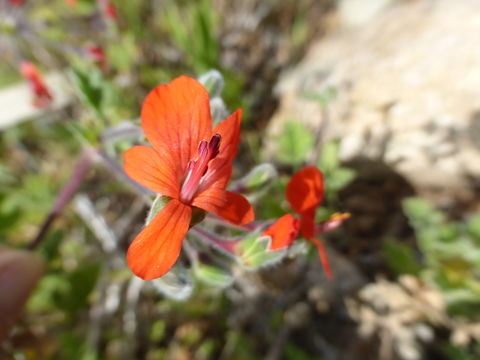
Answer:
160 0 219 72
7 174 56 223
467 214 480 243
106 33 138 71
327 168 356 191
54 262 101 317
302 86 337 107
285 343 314 360
150 321 166 342
0 203 20 232
59 332 98 360
317 140 340 173
28 274 69 312
383 238 420 275
38 229 63 262
403 197 433 218
70 66 105 121
277 121 314 165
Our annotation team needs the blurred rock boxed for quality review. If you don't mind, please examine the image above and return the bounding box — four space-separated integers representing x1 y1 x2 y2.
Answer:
338 0 397 27
265 0 480 194
346 276 445 360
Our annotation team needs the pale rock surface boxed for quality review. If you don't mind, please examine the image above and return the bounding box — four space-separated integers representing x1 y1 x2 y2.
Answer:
265 0 480 192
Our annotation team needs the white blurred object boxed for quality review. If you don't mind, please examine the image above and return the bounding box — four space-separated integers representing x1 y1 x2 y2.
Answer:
0 72 72 130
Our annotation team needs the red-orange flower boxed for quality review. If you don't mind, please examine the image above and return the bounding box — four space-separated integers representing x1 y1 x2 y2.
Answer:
124 76 254 280
85 45 107 72
98 0 118 21
263 166 349 278
20 61 53 108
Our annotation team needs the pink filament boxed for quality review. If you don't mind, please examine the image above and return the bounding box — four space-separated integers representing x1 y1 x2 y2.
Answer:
179 134 221 204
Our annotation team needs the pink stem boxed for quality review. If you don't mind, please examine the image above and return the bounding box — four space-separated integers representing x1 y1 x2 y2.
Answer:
204 214 264 232
28 147 95 250
190 227 238 255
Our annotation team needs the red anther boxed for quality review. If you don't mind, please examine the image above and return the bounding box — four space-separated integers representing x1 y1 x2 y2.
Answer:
209 134 221 158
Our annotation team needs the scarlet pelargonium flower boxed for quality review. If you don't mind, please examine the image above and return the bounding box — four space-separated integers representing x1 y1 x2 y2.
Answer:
9 0 24 6
20 61 53 108
85 45 107 71
85 45 105 63
124 76 254 280
98 0 118 21
263 166 350 278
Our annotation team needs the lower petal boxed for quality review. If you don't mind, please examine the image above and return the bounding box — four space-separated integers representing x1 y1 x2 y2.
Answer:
263 214 300 251
309 237 332 279
192 188 254 225
127 199 192 280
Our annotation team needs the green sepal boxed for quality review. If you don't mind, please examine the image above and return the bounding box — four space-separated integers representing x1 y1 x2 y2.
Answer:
193 260 234 288
198 69 224 98
231 163 277 200
190 207 206 228
234 233 288 271
150 262 193 301
147 196 206 228
146 195 171 225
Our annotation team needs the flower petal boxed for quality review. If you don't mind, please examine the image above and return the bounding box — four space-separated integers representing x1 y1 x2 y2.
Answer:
263 214 300 251
286 166 324 214
213 109 241 162
317 212 351 233
309 237 332 279
192 188 254 225
141 76 212 177
200 109 242 190
126 199 192 280
299 208 316 239
124 146 179 198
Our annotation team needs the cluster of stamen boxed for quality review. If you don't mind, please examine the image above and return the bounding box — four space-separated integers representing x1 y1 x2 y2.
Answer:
179 134 221 204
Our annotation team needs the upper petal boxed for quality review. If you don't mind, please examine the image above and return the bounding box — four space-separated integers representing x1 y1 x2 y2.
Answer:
213 109 242 162
286 166 324 214
192 188 254 225
200 109 242 190
263 214 300 251
141 76 213 178
124 145 179 198
126 199 192 280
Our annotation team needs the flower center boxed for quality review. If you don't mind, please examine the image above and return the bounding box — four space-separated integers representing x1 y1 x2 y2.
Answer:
179 134 221 204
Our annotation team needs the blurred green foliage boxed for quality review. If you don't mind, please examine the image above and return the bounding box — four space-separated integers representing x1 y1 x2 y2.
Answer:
277 120 315 165
386 197 480 319
5 0 477 359
160 0 219 73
